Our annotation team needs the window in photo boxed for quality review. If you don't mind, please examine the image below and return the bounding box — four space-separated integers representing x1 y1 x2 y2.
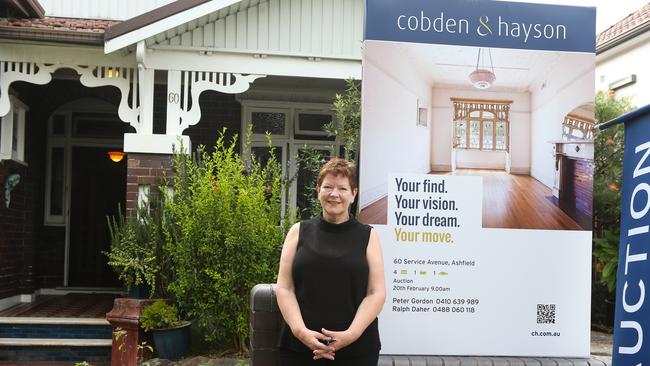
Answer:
452 98 511 151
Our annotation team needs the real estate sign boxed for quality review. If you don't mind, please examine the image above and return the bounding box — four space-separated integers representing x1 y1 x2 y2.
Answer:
601 105 650 365
360 0 596 357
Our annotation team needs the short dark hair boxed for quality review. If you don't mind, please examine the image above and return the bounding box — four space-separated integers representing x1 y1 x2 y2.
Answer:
317 158 358 191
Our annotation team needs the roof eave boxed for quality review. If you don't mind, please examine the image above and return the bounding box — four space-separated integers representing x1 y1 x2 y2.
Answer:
104 0 211 41
0 27 104 46
597 21 650 54
104 0 242 54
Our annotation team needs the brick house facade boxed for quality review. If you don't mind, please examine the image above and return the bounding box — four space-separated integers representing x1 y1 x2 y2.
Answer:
0 0 360 307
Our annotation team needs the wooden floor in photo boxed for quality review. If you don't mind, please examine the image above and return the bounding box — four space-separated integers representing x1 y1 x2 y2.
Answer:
359 169 582 230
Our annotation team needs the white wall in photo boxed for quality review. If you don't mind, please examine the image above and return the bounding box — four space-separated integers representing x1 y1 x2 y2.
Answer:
359 57 431 209
530 54 595 189
431 88 531 174
455 150 507 170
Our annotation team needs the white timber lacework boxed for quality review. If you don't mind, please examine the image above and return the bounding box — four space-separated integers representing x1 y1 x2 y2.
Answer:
562 114 595 141
166 70 264 135
451 98 512 123
0 61 141 131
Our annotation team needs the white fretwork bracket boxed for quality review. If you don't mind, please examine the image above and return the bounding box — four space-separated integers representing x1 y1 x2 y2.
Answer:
0 61 142 132
166 70 265 135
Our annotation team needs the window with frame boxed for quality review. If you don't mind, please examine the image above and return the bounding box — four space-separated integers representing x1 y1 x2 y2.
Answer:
242 101 339 217
451 98 511 151
0 95 28 163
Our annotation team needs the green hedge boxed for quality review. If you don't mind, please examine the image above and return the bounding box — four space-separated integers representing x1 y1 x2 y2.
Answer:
164 132 290 352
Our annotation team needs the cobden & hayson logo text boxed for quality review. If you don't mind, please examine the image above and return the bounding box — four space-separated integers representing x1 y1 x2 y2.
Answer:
396 12 567 44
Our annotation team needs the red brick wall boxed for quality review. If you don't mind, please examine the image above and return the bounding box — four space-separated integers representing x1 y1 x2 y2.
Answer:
125 154 173 218
0 160 35 299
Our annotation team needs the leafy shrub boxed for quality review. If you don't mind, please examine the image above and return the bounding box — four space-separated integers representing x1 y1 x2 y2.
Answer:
140 300 184 331
164 131 289 352
593 91 634 294
106 200 172 298
106 205 158 294
326 79 361 162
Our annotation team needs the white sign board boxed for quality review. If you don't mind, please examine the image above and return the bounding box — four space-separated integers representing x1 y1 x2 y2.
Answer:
374 174 591 356
360 0 595 357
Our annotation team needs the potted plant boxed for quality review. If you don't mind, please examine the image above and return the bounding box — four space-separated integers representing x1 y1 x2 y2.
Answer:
140 300 191 361
105 202 168 299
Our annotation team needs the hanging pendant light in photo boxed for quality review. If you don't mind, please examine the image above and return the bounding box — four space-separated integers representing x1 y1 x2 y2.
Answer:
469 48 496 89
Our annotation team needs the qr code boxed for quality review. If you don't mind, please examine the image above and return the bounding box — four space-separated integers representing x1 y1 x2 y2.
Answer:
537 304 556 324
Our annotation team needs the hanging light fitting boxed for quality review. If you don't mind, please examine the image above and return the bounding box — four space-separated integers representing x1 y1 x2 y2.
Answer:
107 151 125 162
469 48 496 89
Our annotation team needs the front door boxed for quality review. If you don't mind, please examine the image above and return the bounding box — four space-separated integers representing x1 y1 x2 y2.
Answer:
68 146 125 287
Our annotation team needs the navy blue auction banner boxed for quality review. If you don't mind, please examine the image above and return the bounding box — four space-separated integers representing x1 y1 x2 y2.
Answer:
611 105 650 365
365 0 596 53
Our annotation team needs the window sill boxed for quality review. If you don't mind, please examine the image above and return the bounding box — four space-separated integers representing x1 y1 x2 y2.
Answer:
0 158 28 167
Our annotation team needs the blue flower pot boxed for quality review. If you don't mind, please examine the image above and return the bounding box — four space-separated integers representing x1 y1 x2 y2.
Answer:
152 321 191 361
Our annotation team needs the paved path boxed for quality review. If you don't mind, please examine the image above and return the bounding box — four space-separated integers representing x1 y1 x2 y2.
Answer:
0 331 614 366
591 331 613 364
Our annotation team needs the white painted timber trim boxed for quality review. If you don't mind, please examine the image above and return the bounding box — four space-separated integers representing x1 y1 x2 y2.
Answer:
144 49 361 79
105 0 243 54
166 70 264 135
124 133 191 154
431 165 452 172
20 294 35 303
359 183 387 210
0 42 136 67
0 317 110 325
0 295 22 312
36 288 125 296
510 167 531 175
0 62 140 131
0 338 112 347
360 192 386 211
149 45 362 61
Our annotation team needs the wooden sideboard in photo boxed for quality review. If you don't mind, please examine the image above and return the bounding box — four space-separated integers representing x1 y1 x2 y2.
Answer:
551 140 594 230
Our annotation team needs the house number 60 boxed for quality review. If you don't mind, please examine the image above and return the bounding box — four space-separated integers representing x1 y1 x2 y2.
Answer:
168 92 180 104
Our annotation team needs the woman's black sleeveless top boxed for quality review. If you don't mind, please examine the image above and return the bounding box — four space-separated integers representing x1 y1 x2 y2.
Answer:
279 216 380 357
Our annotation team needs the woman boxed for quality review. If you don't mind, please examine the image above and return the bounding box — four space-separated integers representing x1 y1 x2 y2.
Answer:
276 158 386 365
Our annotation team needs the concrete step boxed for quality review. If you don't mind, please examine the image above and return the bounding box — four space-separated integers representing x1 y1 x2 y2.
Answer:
0 318 112 363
